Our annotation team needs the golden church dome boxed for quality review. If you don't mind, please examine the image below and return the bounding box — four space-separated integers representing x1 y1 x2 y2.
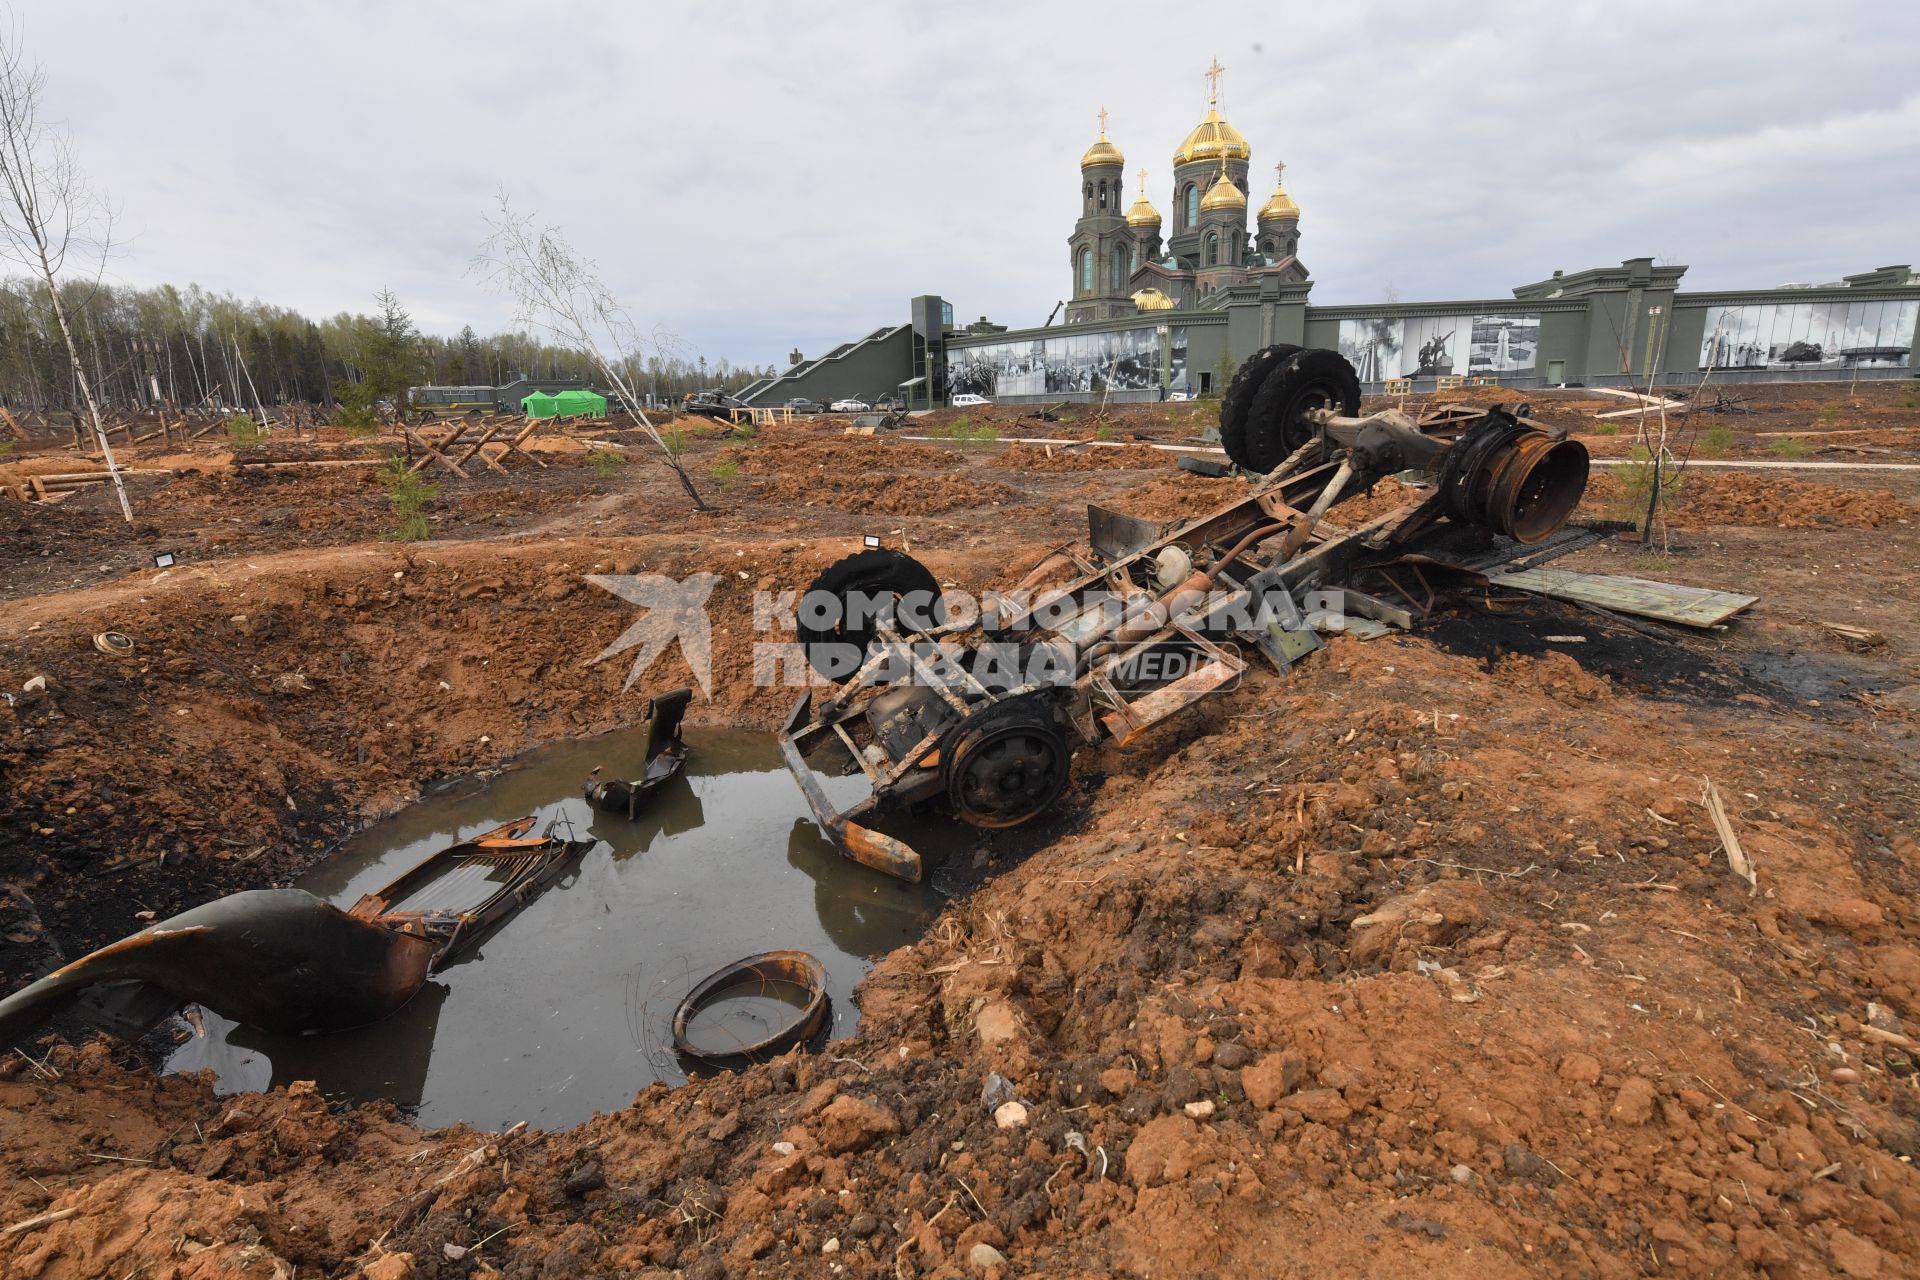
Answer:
1082 131 1121 169
1173 107 1251 168
1199 172 1246 213
1259 185 1299 222
1131 287 1176 311
1125 169 1160 225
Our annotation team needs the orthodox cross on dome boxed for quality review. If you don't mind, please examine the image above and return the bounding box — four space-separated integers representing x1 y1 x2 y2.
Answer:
1096 106 1109 137
1274 160 1287 185
1138 166 1147 192
1205 57 1224 105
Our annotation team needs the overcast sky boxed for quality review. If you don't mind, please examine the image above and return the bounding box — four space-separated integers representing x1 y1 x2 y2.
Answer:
15 1 1919 369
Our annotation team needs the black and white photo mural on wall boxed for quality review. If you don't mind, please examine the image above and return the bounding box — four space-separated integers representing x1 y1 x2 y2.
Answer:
1469 315 1540 375
1698 300 1918 370
1403 315 1470 377
945 326 1187 398
1336 317 1403 382
1337 313 1537 380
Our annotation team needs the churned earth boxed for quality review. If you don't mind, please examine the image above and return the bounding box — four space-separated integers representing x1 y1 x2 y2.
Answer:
3 384 1920 1278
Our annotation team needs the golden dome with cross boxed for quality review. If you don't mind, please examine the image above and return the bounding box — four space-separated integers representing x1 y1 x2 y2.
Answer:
1173 58 1251 167
1125 168 1162 226
1080 106 1124 168
1259 161 1299 221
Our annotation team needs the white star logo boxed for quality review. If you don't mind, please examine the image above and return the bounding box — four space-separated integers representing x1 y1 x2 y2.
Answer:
586 573 721 699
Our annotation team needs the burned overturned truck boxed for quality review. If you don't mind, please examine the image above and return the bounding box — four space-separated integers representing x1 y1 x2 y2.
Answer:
778 346 1594 882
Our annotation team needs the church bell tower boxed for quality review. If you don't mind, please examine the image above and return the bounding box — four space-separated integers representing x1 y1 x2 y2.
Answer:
1066 108 1135 323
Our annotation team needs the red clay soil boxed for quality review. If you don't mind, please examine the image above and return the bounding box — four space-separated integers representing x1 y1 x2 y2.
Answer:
1582 469 1917 529
4 402 1920 1278
998 444 1170 473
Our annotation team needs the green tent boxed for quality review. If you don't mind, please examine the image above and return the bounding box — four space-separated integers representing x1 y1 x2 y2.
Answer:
521 391 558 418
551 389 608 419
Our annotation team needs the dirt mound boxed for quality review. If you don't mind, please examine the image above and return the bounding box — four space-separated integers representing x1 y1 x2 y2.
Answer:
724 439 963 475
1674 472 1915 528
1000 444 1169 473
751 470 1018 515
1100 472 1242 521
1583 469 1915 528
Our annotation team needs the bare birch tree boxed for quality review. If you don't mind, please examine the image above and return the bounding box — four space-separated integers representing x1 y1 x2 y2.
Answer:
473 193 710 511
0 17 130 519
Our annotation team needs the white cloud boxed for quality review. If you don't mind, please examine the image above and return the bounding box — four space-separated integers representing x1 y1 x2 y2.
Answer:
16 0 1918 364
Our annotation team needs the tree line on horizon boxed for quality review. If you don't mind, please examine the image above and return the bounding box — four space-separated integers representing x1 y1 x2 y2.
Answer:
0 276 778 417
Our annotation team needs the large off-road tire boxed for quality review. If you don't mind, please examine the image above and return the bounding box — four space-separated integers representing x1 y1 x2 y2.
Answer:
1231 348 1362 473
1218 343 1300 467
942 697 1071 829
796 548 945 680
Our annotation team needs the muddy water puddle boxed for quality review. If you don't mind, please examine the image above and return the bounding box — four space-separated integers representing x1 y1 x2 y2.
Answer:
166 729 955 1129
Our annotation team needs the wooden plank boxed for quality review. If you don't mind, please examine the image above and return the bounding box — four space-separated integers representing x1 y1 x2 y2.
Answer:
1594 404 1683 420
499 419 547 469
405 424 467 478
449 421 507 470
1700 778 1757 894
1100 655 1242 746
1490 568 1757 628
1587 387 1681 406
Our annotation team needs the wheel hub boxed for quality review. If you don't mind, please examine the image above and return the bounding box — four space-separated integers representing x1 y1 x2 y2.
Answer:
946 711 1069 829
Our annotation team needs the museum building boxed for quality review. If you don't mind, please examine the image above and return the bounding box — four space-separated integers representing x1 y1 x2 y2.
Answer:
738 64 1919 410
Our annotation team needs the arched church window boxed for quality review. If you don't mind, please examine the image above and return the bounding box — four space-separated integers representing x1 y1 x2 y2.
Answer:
1183 184 1198 227
1111 245 1125 290
1079 248 1092 294
1084 182 1092 213
1205 233 1218 267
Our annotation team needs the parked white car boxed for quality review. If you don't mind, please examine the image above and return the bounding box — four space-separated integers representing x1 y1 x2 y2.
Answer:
829 398 870 412
951 393 992 406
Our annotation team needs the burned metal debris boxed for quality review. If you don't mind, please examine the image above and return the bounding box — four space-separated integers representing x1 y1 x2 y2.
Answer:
780 346 1599 881
584 686 692 817
0 889 440 1045
0 816 591 1046
671 950 830 1064
344 816 594 972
